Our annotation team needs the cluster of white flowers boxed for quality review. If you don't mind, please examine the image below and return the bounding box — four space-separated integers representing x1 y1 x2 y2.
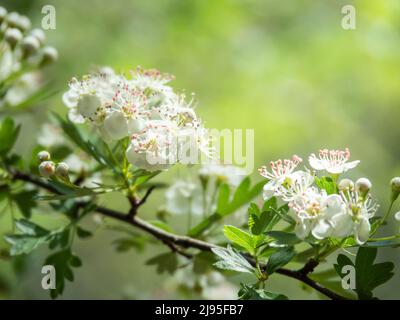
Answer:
259 148 378 244
63 66 212 171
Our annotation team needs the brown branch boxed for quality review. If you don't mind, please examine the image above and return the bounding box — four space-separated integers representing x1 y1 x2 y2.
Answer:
9 168 348 300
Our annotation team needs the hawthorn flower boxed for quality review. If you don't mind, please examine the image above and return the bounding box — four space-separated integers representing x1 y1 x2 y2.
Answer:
289 189 346 240
62 69 121 123
308 148 359 174
258 155 303 200
330 190 378 244
126 120 177 171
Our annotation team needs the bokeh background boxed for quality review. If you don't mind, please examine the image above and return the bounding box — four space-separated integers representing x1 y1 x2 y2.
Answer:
1 0 400 299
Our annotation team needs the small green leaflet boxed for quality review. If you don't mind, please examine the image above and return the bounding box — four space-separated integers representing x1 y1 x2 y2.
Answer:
265 247 296 275
146 252 178 275
45 249 82 299
223 225 255 254
334 247 394 300
4 219 50 255
0 117 21 157
212 246 255 274
315 176 336 195
266 231 301 246
238 283 288 300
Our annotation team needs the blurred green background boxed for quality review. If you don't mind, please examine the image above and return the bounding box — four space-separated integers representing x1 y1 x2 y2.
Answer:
1 0 400 299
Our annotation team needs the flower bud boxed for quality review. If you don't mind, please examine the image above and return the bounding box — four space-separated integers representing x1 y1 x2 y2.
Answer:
30 28 46 45
55 162 69 179
16 15 31 31
37 150 51 162
390 177 400 201
395 211 400 222
40 46 58 66
338 178 354 191
0 7 7 23
21 35 40 58
4 28 22 49
356 178 372 196
39 161 55 178
5 12 20 28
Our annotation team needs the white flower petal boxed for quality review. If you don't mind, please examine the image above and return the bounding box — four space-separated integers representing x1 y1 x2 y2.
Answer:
355 218 371 245
312 219 332 239
103 111 129 141
331 212 353 238
308 155 326 171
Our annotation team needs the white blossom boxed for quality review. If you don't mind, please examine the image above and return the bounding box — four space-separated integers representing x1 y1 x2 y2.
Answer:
258 155 303 200
309 148 359 174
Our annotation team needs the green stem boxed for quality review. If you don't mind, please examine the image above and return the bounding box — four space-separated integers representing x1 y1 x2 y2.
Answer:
370 200 395 237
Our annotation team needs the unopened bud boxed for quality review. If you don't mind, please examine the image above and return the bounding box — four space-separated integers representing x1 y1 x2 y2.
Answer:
338 178 354 191
30 28 46 45
5 12 20 28
4 28 22 49
39 161 55 178
0 7 7 23
40 46 58 66
395 211 400 221
391 177 400 201
356 178 372 196
37 150 51 162
21 35 40 58
17 15 31 31
55 162 69 179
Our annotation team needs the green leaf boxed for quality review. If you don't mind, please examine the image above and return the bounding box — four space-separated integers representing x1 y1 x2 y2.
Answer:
219 178 264 216
45 249 82 299
212 246 255 274
223 225 254 254
11 190 38 218
265 247 296 275
238 283 288 300
334 247 394 300
112 237 146 252
148 220 174 233
4 220 50 255
15 219 49 236
76 226 93 239
5 234 48 256
35 179 124 201
266 231 301 246
248 203 274 235
315 176 336 195
53 113 111 167
187 213 220 237
0 117 21 156
146 252 178 275
216 183 230 213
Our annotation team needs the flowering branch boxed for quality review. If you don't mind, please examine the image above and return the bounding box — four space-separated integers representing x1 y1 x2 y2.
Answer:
9 167 349 300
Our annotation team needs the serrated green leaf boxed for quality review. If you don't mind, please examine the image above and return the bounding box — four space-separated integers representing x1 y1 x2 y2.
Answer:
265 247 296 274
223 225 254 254
212 246 255 274
146 252 178 275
